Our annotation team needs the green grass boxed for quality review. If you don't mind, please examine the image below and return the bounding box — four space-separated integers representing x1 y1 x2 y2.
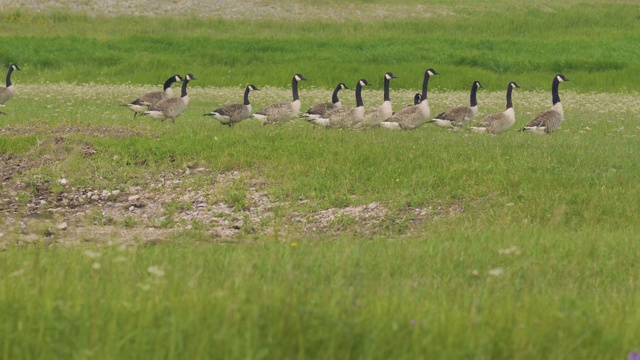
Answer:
0 2 639 91
2 230 639 359
2 1 640 358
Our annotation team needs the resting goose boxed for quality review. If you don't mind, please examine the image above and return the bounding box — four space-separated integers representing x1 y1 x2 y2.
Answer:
381 68 439 130
357 71 398 128
142 73 197 122
0 64 20 112
470 81 520 134
520 74 569 134
309 79 371 128
253 73 307 124
123 74 183 118
204 84 260 126
429 80 482 130
302 82 348 120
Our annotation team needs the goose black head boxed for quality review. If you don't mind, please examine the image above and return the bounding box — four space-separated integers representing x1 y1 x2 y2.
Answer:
509 82 520 89
337 82 349 90
247 84 260 91
294 74 307 82
385 72 398 80
473 81 483 89
555 74 569 82
358 79 371 87
10 64 20 71
426 68 439 76
185 74 197 81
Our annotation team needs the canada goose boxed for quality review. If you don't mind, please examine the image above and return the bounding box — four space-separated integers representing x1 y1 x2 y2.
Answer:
381 68 439 130
309 79 371 128
470 82 520 134
429 80 482 130
0 64 20 112
302 82 348 120
253 74 307 124
520 74 569 134
357 72 398 128
142 73 197 122
122 75 183 118
204 84 260 126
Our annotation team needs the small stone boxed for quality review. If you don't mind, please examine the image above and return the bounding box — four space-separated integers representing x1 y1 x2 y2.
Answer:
58 178 68 185
129 206 135 211
128 195 140 202
57 222 68 230
111 190 121 196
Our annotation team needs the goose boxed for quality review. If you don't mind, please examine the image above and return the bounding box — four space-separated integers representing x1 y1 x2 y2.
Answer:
429 80 482 130
302 82 348 120
357 72 398 128
309 79 371 128
520 74 569 134
253 73 307 124
0 64 20 112
204 84 260 126
142 73 196 122
122 74 183 118
470 81 520 134
381 68 439 130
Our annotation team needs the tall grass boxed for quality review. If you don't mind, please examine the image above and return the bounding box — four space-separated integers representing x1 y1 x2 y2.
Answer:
0 2 638 91
2 229 639 359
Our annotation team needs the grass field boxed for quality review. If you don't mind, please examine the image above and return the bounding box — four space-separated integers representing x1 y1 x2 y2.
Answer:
1 1 640 359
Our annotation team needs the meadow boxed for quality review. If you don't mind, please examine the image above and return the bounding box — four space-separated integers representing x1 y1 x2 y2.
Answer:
1 0 640 359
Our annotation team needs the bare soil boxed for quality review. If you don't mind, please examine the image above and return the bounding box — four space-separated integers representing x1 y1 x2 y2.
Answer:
1 125 460 246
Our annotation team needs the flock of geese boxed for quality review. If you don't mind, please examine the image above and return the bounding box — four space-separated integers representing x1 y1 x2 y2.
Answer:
0 63 569 134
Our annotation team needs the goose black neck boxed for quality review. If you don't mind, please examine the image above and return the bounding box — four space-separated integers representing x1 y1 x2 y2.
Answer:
162 77 175 91
331 85 342 104
551 78 561 105
384 77 391 102
355 83 364 108
181 79 190 98
470 83 479 107
243 87 251 105
6 67 14 87
421 71 431 101
505 84 514 110
292 77 300 101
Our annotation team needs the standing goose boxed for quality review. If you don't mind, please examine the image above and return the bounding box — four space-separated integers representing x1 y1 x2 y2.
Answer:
382 68 439 130
357 72 398 128
309 79 371 128
122 74 183 118
302 82 348 120
253 74 307 124
204 84 260 126
470 82 520 134
0 64 20 112
142 73 197 122
520 74 569 134
429 80 482 130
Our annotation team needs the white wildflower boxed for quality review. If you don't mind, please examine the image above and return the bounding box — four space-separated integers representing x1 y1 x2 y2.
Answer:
488 268 504 277
147 266 165 277
84 250 101 259
498 246 521 255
